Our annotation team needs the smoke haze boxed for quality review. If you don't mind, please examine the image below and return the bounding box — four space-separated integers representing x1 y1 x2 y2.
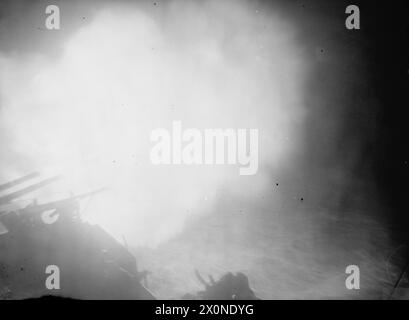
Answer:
0 0 307 245
1 0 404 299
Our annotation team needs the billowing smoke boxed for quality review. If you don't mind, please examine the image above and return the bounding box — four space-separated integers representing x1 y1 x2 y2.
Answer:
0 0 396 299
0 0 306 245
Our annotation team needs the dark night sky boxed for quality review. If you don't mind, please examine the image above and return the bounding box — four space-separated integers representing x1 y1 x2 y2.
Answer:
277 0 409 243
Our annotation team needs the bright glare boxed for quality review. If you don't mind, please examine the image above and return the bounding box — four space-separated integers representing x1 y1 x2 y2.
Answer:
0 1 306 245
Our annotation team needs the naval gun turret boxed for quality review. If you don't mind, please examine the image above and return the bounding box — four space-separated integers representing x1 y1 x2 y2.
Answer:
0 173 61 234
0 172 155 300
0 172 60 207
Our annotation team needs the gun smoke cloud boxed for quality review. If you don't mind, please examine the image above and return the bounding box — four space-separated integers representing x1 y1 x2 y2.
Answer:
0 0 397 300
0 0 306 245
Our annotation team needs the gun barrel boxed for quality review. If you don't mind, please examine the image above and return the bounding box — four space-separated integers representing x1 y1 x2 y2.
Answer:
0 172 41 192
75 187 107 200
0 176 61 205
20 187 106 214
